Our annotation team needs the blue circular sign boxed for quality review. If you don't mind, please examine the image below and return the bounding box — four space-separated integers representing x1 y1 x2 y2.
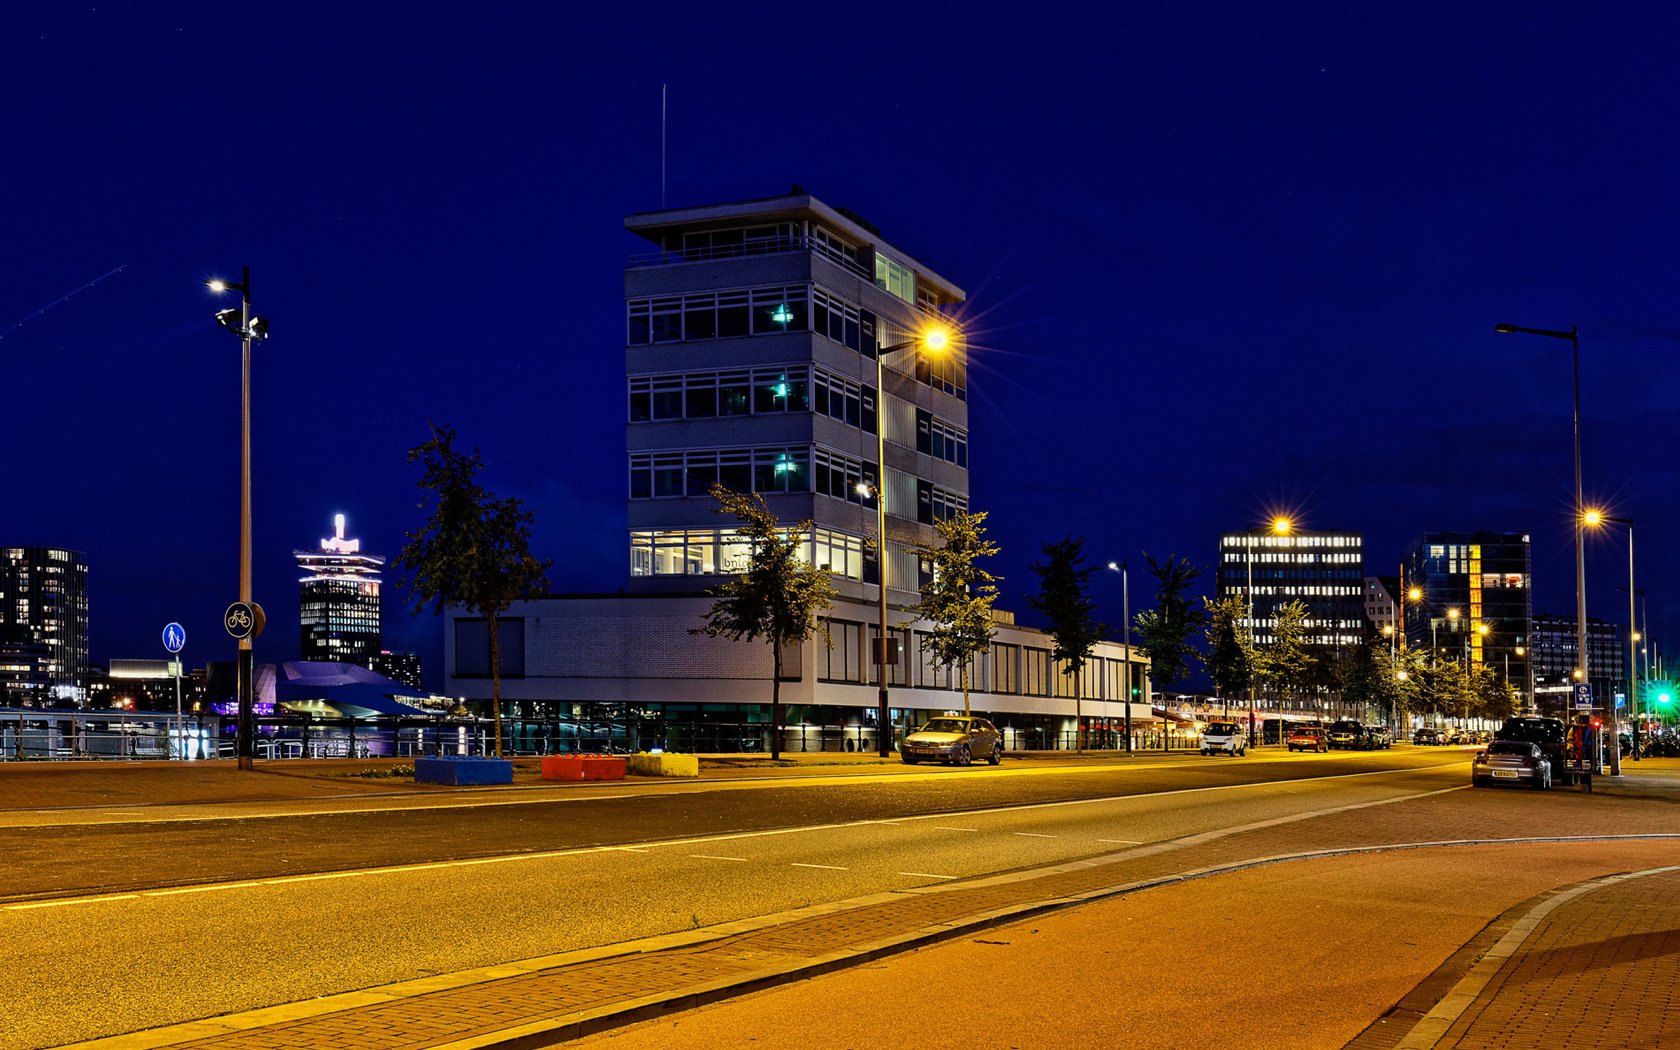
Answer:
162 622 187 653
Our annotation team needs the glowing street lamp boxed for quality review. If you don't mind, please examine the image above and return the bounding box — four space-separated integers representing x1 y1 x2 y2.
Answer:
858 323 951 758
208 267 270 771
1244 516 1292 748
1585 509 1634 772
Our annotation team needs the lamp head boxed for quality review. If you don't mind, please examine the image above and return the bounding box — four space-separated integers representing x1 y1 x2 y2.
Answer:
247 316 270 341
1582 508 1603 528
1271 517 1291 535
208 279 228 294
1408 587 1422 600
1494 323 1517 334
215 307 242 332
1447 607 1460 621
922 326 950 354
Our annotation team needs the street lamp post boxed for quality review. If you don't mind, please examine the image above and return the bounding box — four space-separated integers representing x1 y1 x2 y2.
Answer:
209 268 269 771
1586 511 1635 772
862 326 949 759
1243 518 1290 747
1106 562 1133 753
1495 323 1598 768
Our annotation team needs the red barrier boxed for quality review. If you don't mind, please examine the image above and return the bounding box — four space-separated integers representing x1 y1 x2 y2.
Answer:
541 755 627 781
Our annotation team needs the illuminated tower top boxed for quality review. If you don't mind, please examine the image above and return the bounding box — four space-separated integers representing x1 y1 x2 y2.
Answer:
295 514 385 666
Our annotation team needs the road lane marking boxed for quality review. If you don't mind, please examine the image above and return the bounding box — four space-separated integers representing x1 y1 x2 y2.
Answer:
898 872 956 880
1014 832 1057 839
3 765 1462 910
1098 839 1143 845
7 894 139 910
931 826 979 832
689 855 747 862
791 863 848 870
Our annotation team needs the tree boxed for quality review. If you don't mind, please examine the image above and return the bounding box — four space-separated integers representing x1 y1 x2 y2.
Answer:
1472 663 1519 722
692 486 837 761
1202 595 1253 713
911 510 1001 716
394 424 551 758
1132 553 1206 744
1027 536 1107 751
1256 599 1310 738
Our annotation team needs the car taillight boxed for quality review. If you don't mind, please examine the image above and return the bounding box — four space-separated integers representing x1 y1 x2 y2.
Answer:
1474 752 1487 764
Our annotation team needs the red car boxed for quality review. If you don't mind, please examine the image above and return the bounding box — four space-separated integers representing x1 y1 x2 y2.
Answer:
1287 726 1328 752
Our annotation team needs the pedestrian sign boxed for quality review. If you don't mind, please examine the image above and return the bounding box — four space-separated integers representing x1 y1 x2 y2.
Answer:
162 622 186 654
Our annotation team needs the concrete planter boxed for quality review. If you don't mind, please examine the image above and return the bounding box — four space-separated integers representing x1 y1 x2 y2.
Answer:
625 752 700 778
414 756 513 786
541 755 627 781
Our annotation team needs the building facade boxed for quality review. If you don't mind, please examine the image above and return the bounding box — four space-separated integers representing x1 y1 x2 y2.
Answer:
1530 613 1625 716
445 191 1151 750
1216 529 1366 649
1400 532 1532 698
1364 575 1399 637
0 546 89 700
295 515 384 668
370 651 422 691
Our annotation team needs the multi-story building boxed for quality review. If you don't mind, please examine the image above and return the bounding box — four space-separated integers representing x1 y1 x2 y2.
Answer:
1401 532 1531 695
370 651 422 691
1216 529 1366 649
1530 613 1625 715
0 546 89 700
86 659 201 712
444 190 1151 751
295 515 384 668
1364 575 1400 638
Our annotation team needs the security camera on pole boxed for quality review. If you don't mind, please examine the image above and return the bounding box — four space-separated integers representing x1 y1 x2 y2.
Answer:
209 267 270 770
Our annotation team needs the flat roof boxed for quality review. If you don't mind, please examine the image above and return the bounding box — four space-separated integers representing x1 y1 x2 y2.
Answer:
625 192 966 302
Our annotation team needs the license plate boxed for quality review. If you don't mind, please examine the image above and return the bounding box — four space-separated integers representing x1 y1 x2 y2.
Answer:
1492 770 1518 778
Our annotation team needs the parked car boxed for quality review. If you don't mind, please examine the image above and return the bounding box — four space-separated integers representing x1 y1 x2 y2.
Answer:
900 716 1002 766
1495 716 1571 784
1327 719 1372 750
1366 724 1394 749
1413 728 1445 746
1201 721 1248 756
1287 725 1328 752
1472 740 1553 789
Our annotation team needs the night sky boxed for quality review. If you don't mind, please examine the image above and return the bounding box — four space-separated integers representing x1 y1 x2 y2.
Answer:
6 4 1677 692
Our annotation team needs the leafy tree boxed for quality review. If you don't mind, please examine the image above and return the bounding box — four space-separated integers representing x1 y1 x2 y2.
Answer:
1472 663 1519 722
1027 536 1107 751
911 510 1001 716
395 424 550 757
692 486 837 761
1256 599 1311 736
1202 595 1253 709
1132 552 1205 692
1335 638 1385 720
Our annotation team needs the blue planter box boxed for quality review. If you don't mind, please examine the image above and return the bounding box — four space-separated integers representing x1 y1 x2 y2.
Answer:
414 756 513 786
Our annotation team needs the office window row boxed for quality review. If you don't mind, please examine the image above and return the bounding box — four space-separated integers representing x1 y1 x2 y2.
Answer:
627 285 809 345
629 367 809 422
915 409 968 467
917 480 969 525
630 525 866 581
630 447 809 500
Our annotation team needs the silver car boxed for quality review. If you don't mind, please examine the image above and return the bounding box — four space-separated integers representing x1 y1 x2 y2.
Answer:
1471 740 1553 789
900 717 1003 766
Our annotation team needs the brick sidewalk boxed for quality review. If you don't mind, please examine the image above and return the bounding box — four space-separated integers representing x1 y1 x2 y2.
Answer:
1423 866 1680 1049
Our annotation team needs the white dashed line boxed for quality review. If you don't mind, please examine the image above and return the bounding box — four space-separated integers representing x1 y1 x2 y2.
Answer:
791 863 848 871
8 894 139 910
931 826 979 832
689 855 748 862
1014 832 1057 839
898 871 956 880
1098 839 1143 845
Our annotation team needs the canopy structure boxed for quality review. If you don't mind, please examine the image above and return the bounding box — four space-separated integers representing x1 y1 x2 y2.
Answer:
270 661 436 720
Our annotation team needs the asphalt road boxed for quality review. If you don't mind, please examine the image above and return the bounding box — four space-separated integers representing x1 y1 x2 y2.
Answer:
0 750 1470 902
1 751 1487 1049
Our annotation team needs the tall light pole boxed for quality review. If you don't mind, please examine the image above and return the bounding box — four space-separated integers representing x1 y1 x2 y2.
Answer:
1495 323 1593 756
209 269 270 770
860 324 949 758
1586 510 1633 773
1106 562 1134 753
1243 517 1290 747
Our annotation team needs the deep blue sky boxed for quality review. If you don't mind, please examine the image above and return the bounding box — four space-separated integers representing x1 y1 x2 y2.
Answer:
6 3 1677 691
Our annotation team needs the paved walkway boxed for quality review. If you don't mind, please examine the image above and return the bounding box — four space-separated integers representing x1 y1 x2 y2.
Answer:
21 756 1680 1049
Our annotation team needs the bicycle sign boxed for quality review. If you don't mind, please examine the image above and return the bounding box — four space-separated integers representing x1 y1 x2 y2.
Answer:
225 602 257 639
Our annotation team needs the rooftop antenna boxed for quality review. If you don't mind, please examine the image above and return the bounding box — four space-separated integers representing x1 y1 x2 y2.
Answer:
661 83 667 208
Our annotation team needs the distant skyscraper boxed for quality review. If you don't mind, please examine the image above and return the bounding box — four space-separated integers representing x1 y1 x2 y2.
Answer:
1530 613 1624 715
1400 532 1531 695
295 515 384 667
1216 528 1366 649
370 650 422 690
0 546 89 699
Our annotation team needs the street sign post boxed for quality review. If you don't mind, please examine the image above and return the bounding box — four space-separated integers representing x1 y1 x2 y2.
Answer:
1574 683 1594 711
162 622 186 759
